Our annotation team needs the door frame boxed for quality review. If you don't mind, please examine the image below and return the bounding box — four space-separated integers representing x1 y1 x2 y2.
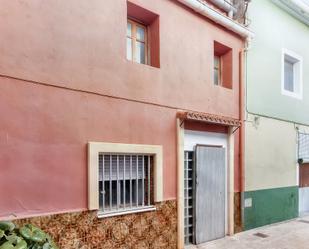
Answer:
177 118 235 248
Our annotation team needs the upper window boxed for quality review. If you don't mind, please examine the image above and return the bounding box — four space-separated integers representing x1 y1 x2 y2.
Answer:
127 19 147 64
214 55 221 86
214 41 233 89
126 1 160 68
282 49 303 99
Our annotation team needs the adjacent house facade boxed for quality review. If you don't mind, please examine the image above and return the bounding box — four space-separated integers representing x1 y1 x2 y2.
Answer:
244 0 309 230
0 0 252 248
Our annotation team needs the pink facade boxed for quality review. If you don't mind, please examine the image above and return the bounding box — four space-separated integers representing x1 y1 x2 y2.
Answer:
0 0 244 219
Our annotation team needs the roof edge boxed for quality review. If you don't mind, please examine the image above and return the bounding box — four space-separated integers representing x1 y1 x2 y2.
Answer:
177 111 241 127
271 0 309 26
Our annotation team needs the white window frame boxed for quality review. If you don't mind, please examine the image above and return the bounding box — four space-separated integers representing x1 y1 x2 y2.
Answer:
88 142 163 217
281 48 303 100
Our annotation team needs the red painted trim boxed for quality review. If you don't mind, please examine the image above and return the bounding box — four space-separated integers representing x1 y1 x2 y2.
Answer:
239 50 245 193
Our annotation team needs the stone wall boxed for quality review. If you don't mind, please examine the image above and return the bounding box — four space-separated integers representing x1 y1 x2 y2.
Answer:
15 201 177 249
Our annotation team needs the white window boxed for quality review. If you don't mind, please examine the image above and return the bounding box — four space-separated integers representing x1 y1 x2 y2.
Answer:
214 55 221 86
88 142 163 217
127 19 148 65
281 49 303 99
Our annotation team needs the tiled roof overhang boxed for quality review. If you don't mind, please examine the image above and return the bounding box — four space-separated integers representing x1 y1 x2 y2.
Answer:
177 111 241 127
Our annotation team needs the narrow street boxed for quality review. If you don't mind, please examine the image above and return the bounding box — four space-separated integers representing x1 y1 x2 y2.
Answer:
187 216 309 249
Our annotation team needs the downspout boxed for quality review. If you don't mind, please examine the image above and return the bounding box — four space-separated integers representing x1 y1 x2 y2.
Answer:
228 9 234 18
271 0 309 26
290 0 309 13
239 47 245 231
209 0 236 18
177 0 254 38
239 50 245 192
240 38 252 190
240 36 251 231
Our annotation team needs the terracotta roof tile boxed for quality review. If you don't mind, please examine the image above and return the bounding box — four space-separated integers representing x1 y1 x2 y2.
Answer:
177 111 241 127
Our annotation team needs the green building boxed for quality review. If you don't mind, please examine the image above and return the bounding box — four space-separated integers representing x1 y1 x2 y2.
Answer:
245 0 309 230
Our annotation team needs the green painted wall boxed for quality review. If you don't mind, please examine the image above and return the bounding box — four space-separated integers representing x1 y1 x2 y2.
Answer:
244 186 299 230
247 0 309 125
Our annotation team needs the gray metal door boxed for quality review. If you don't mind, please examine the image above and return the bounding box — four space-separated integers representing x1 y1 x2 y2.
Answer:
194 145 226 244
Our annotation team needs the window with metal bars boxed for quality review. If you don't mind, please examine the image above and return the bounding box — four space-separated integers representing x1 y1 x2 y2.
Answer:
299 132 309 163
98 154 154 217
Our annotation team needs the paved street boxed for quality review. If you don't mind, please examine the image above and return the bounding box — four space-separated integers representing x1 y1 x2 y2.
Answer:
187 216 309 249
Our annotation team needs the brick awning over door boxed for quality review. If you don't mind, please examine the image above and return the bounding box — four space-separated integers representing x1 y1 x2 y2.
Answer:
177 111 241 127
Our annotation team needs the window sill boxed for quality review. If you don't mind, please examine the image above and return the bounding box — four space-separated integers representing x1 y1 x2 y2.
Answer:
214 84 233 91
126 59 160 69
97 206 156 218
299 160 309 165
281 90 302 100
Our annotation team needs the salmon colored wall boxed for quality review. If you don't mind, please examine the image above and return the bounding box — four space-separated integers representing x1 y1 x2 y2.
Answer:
0 0 244 118
0 0 244 218
0 78 177 218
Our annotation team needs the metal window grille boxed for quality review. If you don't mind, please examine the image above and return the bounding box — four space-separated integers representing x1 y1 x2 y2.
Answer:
299 132 309 162
184 151 194 245
98 154 154 217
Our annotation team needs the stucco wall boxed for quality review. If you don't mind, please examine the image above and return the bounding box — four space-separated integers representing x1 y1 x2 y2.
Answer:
0 0 244 119
244 114 299 230
0 75 242 219
0 0 244 219
0 77 177 218
245 114 298 191
247 0 309 124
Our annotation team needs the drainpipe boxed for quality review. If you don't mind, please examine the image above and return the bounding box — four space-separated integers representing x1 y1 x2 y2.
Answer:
239 35 252 231
228 9 234 18
290 0 309 13
209 0 236 18
239 50 244 193
177 0 254 38
271 0 309 25
240 37 251 193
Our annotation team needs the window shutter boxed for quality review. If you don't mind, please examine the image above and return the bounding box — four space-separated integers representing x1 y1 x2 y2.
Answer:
99 155 146 180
